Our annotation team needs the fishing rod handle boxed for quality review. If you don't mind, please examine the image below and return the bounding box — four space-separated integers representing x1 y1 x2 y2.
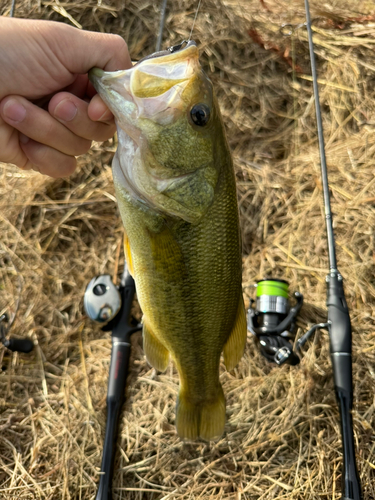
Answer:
95 340 131 500
331 354 362 500
326 274 362 499
336 380 363 500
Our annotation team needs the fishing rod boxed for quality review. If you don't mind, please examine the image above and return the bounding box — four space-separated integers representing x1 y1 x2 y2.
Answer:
249 3 363 498
84 267 141 500
303 1 362 497
155 0 168 52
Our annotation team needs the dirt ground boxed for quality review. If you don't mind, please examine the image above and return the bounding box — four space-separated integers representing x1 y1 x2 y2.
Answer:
1 0 375 498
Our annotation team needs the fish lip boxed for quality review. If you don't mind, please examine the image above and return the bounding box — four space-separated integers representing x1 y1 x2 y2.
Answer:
134 40 197 66
88 40 197 85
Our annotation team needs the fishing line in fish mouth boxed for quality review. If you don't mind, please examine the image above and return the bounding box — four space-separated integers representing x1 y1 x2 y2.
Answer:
188 0 203 42
156 0 202 53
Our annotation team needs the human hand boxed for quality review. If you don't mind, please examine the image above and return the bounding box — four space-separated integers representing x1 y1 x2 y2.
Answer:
0 17 131 177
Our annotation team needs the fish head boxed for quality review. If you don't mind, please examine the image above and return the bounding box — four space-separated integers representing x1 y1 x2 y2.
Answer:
89 42 225 224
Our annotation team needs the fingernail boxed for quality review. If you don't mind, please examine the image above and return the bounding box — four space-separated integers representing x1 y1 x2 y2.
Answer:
19 133 30 144
3 99 26 122
54 99 77 122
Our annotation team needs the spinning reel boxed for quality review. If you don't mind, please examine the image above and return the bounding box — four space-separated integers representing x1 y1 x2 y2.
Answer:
247 278 327 366
247 279 303 365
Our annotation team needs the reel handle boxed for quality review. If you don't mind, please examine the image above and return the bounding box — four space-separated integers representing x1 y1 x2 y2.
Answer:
1 315 34 353
3 337 34 353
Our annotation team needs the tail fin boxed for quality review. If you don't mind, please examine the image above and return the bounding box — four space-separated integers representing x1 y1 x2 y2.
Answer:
176 386 226 441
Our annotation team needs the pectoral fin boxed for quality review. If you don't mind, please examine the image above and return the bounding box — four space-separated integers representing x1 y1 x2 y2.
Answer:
142 320 169 372
223 296 247 371
123 233 134 277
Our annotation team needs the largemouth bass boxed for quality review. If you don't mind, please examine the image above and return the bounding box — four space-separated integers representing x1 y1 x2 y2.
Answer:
89 41 247 441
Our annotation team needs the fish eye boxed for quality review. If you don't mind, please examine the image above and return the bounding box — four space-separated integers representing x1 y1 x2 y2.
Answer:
190 104 210 126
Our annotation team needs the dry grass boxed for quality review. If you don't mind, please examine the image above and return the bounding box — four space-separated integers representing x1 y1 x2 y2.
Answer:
1 0 375 498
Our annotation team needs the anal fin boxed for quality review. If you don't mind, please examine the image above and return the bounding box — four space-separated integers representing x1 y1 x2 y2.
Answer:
143 320 169 372
223 295 247 371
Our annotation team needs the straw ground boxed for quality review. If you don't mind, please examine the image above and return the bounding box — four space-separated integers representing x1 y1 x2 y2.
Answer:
1 0 375 498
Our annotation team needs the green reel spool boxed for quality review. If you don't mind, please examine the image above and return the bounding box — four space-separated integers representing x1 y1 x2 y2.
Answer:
256 279 289 298
256 278 289 315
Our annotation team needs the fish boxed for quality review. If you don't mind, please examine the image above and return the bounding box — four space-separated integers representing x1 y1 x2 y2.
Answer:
89 41 247 441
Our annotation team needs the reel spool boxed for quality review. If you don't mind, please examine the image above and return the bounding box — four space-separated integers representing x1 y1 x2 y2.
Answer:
247 278 303 366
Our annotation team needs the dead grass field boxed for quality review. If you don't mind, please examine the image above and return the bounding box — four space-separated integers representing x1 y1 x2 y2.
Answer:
1 0 375 498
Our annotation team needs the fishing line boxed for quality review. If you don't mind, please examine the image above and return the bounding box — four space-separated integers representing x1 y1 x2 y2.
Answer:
10 0 16 17
188 0 202 42
156 0 168 52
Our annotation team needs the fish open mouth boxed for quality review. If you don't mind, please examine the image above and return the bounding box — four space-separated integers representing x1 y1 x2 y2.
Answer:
89 40 199 99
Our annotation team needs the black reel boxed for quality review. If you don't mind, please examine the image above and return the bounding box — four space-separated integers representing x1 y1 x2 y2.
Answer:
247 278 303 366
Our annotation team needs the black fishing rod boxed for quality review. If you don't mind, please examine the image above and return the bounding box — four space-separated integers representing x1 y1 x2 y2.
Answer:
303 2 362 497
84 267 141 500
248 3 363 498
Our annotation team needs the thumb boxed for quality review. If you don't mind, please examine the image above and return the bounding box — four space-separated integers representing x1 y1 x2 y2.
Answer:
47 23 132 73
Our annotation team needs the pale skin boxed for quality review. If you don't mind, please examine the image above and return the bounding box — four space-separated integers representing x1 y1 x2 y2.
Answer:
0 17 132 177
